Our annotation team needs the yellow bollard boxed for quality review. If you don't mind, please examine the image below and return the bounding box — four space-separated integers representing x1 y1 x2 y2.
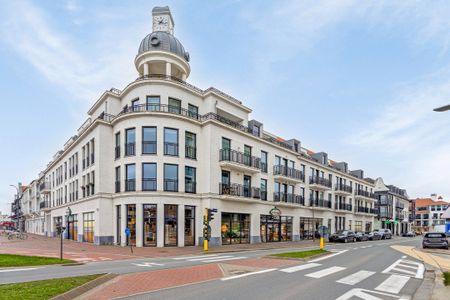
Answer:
204 239 208 251
320 237 324 250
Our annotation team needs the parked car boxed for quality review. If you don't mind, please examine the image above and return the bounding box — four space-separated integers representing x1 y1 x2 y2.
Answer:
368 231 382 241
329 230 356 243
422 232 449 250
375 229 392 239
355 232 368 242
402 231 416 237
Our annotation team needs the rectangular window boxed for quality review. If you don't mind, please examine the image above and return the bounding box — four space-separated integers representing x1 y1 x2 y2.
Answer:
115 132 121 159
83 212 94 243
243 145 252 166
146 95 160 111
164 164 178 192
221 137 231 160
164 204 178 246
115 166 120 193
188 104 199 119
185 166 196 193
91 171 95 194
221 213 250 244
125 164 136 192
143 204 157 247
168 98 181 114
184 206 195 246
261 151 268 173
91 139 95 164
131 98 139 111
125 128 136 156
126 204 136 246
243 175 251 197
185 132 196 159
261 179 267 200
164 128 178 156
142 163 157 191
142 127 157 154
86 143 90 166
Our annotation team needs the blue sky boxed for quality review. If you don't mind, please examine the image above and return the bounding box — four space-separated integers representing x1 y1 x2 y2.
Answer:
1 0 450 213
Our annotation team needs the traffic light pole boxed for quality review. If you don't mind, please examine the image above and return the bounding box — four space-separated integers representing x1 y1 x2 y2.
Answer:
203 208 209 251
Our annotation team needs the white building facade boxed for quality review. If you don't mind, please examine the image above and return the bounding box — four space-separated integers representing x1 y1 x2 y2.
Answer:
29 7 381 247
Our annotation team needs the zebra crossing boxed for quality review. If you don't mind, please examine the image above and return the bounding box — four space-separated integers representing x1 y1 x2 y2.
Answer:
172 254 247 263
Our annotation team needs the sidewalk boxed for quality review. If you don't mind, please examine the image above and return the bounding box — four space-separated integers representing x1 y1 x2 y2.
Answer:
0 234 320 262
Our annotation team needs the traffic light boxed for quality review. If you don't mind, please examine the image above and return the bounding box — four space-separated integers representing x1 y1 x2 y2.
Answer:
208 208 217 222
203 225 211 241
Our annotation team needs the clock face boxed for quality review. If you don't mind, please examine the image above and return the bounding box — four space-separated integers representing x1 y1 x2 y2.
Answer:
153 15 169 31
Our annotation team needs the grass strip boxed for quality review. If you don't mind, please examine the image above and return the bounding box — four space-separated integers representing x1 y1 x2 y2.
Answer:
0 254 74 267
270 249 328 259
444 272 450 286
0 274 102 300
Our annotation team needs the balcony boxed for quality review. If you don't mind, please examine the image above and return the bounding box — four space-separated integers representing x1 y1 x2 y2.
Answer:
334 183 353 196
336 203 352 212
219 183 260 199
142 178 157 191
273 165 304 184
309 176 332 191
396 202 405 209
219 149 261 174
273 192 305 205
355 189 376 201
39 182 51 194
379 199 393 206
142 141 157 154
40 201 51 211
309 197 332 209
164 179 178 192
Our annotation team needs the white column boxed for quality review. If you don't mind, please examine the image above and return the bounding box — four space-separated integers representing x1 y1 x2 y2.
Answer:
178 205 185 247
250 213 260 244
143 63 149 76
120 205 127 247
165 62 171 77
136 204 143 247
157 204 165 247
292 216 300 241
181 73 187 81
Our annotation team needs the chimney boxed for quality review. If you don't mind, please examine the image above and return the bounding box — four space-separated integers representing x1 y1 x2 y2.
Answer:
431 193 437 201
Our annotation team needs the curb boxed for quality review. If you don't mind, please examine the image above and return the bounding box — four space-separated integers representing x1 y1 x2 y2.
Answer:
264 251 329 262
413 267 435 300
50 273 117 300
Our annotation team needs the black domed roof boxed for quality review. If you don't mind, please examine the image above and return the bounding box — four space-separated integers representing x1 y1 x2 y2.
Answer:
138 31 190 62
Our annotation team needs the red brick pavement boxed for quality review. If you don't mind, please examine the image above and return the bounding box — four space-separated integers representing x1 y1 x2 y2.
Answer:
0 234 320 262
85 264 224 300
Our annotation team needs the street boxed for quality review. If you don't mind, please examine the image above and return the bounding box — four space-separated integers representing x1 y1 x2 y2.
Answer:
0 237 426 299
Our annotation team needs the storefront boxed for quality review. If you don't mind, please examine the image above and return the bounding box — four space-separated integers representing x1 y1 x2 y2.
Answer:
143 204 157 247
300 217 322 240
126 204 136 246
221 213 250 244
184 206 195 246
164 205 178 246
67 214 78 241
83 212 94 243
260 215 293 242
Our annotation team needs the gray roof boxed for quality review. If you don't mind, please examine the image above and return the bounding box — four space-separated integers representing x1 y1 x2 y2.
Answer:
138 31 189 62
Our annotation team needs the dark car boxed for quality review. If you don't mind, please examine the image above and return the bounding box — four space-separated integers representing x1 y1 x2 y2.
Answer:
368 231 382 241
329 230 356 243
402 231 416 237
423 232 449 250
355 232 368 241
375 229 392 239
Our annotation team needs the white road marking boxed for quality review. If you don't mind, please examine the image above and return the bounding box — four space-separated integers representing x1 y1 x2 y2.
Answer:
99 257 112 261
0 267 40 273
279 263 321 273
305 266 346 278
336 288 408 300
201 256 246 263
336 270 376 286
132 262 164 267
221 268 277 281
309 249 348 262
172 254 219 260
375 274 410 294
188 255 232 261
382 259 424 279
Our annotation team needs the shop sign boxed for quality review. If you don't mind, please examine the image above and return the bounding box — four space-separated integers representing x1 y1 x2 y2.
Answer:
269 207 281 217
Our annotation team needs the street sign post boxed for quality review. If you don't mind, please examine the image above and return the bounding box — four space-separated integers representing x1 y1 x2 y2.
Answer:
318 226 328 250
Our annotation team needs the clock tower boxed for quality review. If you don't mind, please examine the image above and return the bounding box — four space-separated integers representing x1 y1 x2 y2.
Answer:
152 6 174 34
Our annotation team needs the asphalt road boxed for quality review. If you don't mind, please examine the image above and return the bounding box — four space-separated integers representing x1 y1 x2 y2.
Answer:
0 236 421 293
121 238 424 300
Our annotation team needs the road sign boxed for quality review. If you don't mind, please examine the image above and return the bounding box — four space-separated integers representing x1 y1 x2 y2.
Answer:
125 227 130 236
318 226 328 237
